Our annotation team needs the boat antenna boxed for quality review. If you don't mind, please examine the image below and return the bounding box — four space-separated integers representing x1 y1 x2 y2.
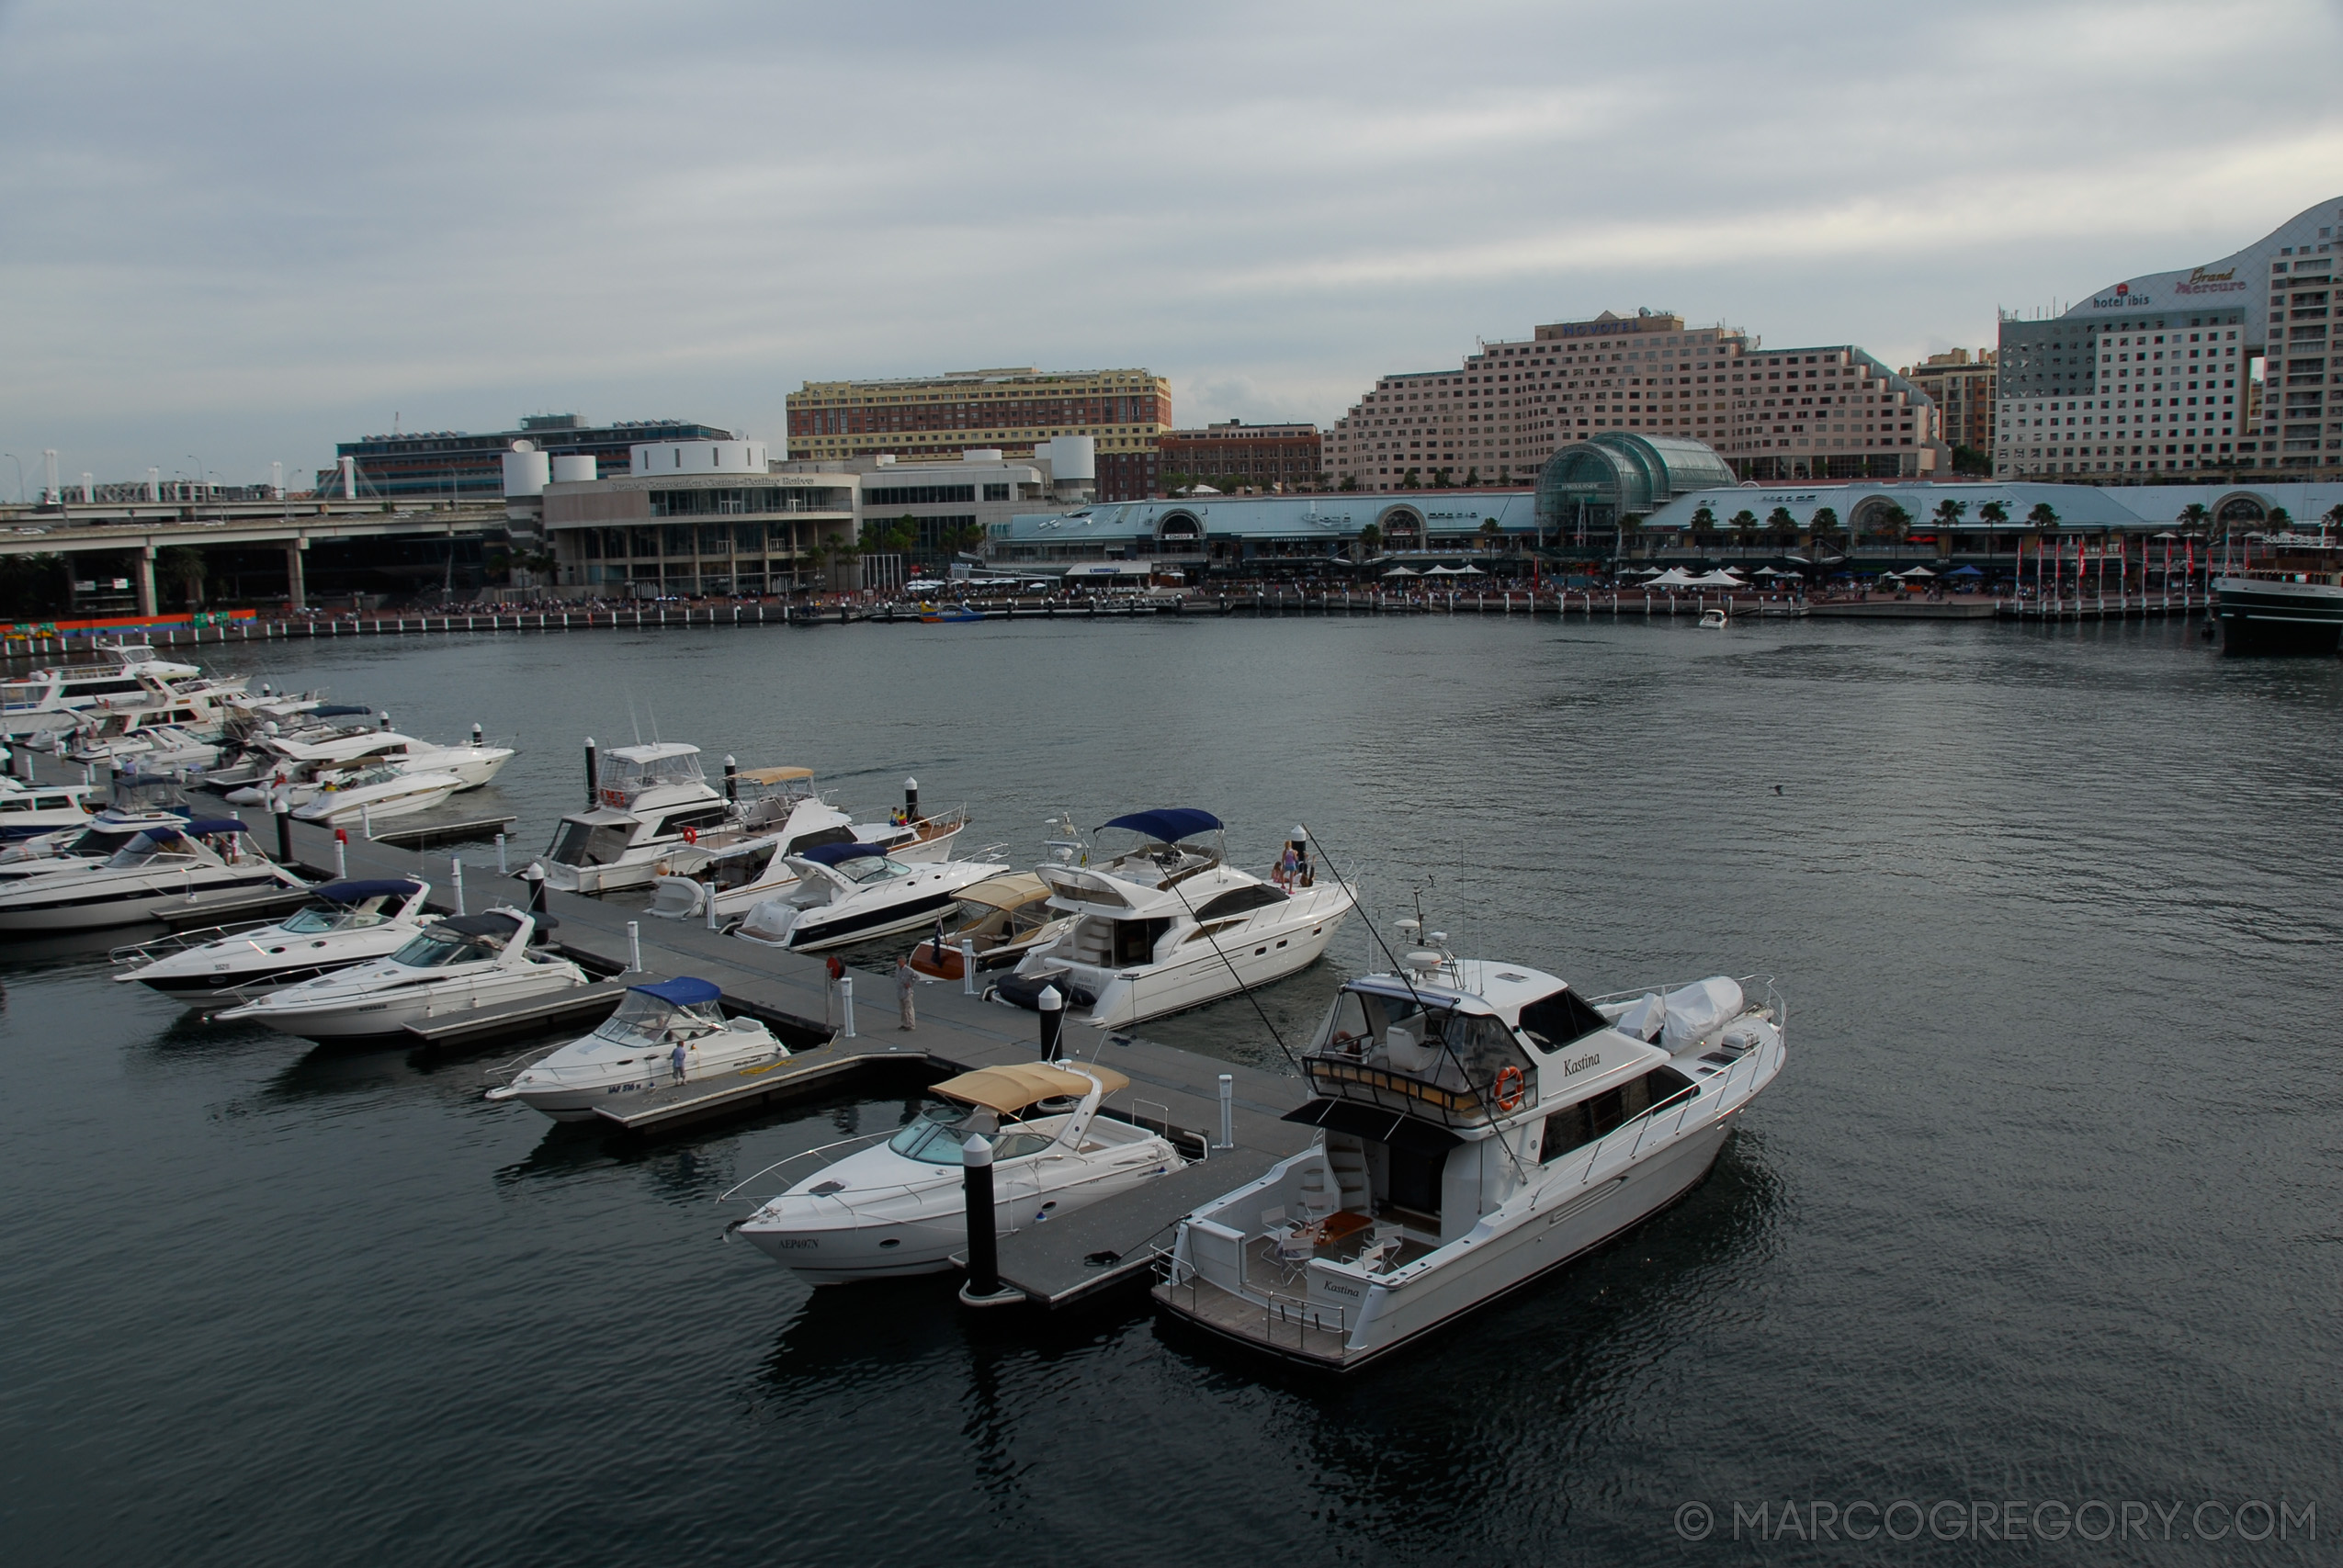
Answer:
1150 837 1303 1076
1302 826 1530 1178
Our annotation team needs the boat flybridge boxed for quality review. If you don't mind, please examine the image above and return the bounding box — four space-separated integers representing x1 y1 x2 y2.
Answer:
1154 940 1784 1370
535 742 732 894
645 768 968 921
998 809 1354 1031
112 878 436 1010
734 844 1010 953
216 908 584 1041
0 643 212 740
485 977 788 1122
733 1060 1183 1281
0 818 306 933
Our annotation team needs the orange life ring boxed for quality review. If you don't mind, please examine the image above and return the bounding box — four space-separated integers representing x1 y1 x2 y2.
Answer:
682 826 698 845
1493 1065 1526 1112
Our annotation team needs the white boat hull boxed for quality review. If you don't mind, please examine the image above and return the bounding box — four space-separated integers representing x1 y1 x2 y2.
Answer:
0 869 296 933
229 966 584 1040
1033 893 1352 1031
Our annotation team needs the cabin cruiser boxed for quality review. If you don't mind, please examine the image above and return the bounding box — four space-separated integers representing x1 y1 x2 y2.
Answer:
108 726 225 774
905 873 1068 980
216 908 585 1040
643 774 968 920
289 764 469 827
997 809 1353 1031
734 1060 1182 1280
221 726 511 805
0 818 305 933
1154 943 1786 1370
113 878 436 1010
2213 534 2343 653
0 779 98 842
734 844 1009 952
60 676 251 761
0 806 195 876
484 977 787 1122
0 643 219 740
532 743 741 895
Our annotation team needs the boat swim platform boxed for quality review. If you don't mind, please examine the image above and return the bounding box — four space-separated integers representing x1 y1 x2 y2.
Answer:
281 814 1319 1303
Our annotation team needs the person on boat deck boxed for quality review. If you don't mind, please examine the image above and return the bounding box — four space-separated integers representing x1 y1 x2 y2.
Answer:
1274 844 1296 889
670 1039 690 1084
896 954 917 1032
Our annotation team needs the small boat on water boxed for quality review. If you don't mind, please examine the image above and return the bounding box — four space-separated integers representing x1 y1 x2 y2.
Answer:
918 604 985 624
905 872 1068 980
734 844 1010 953
61 676 252 762
289 764 469 827
997 809 1354 1031
216 908 585 1041
1154 943 1785 1370
485 977 788 1122
733 1060 1183 1281
1698 606 1729 629
0 818 305 933
113 878 436 1010
644 771 967 920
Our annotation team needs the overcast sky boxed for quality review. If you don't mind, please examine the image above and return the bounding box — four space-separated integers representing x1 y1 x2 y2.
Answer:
2 0 2338 490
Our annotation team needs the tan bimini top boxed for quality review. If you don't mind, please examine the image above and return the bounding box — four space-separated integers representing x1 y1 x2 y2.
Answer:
932 1062 1129 1115
733 766 814 784
956 873 1049 910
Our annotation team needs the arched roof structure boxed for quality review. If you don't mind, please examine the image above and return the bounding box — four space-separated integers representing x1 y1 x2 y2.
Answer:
1534 434 1735 535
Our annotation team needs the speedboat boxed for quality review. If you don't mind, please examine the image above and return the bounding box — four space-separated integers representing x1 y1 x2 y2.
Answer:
112 878 436 1010
905 872 1069 980
644 773 968 921
62 676 251 761
220 726 511 804
1154 943 1786 1370
734 1060 1182 1281
734 844 1009 952
289 764 468 827
484 977 787 1122
1698 606 1729 629
109 725 225 774
0 805 195 876
0 818 305 933
997 809 1353 1031
0 780 98 842
216 908 585 1041
0 643 217 740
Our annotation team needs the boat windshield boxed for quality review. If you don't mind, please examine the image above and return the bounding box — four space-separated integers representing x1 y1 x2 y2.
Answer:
390 925 504 967
281 903 384 934
834 855 911 886
547 818 633 867
63 827 143 858
102 834 189 870
887 1103 1055 1164
591 990 720 1043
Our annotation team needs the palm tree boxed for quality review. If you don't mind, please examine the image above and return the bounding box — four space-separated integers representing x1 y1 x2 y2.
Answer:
1356 522 1382 560
1806 506 1838 558
1477 518 1501 564
2267 505 2293 531
1766 505 1796 548
1931 498 1966 561
1978 501 2009 527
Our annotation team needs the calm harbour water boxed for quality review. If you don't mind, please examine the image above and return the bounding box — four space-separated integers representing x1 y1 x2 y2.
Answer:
4 612 2338 1566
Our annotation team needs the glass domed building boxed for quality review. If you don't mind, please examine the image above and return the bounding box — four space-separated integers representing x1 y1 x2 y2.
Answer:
1534 433 1736 543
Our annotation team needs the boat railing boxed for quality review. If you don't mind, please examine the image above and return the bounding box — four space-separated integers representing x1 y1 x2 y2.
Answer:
716 1129 895 1206
1545 1032 1782 1196
109 919 279 967
1157 1249 1349 1346
1299 1051 1519 1128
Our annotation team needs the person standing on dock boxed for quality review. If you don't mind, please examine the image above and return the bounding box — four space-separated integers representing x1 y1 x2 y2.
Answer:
896 955 917 1032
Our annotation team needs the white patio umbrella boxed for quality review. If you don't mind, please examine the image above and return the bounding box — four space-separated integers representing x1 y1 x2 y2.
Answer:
1450 563 1485 575
1381 566 1420 578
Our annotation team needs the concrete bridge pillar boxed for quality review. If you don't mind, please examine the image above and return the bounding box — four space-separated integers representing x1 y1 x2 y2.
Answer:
137 545 158 618
286 538 308 611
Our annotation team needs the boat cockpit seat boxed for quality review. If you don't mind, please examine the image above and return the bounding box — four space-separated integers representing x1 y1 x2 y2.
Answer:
1385 1024 1438 1075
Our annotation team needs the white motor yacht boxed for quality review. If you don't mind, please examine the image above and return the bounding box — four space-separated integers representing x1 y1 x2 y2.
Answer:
0 818 305 933
216 908 585 1041
221 726 512 806
0 643 214 740
998 809 1353 1031
533 742 739 895
484 977 787 1122
0 806 195 876
1155 945 1786 1370
0 780 98 843
644 774 968 920
733 1060 1183 1281
112 878 436 1010
289 764 468 827
734 844 1010 953
62 676 250 761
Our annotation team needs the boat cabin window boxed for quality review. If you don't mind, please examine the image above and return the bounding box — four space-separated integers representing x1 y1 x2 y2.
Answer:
1112 917 1172 964
1518 987 1610 1054
1193 884 1287 920
781 825 855 857
547 818 633 867
391 925 507 967
65 827 141 858
594 991 721 1043
1540 1066 1697 1162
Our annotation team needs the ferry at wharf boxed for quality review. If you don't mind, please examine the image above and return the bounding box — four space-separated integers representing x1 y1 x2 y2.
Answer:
996 809 1353 1031
217 907 585 1041
485 977 788 1122
646 772 965 921
1155 927 1784 1371
731 1060 1183 1281
113 878 437 1010
536 742 964 897
733 843 1010 953
2213 533 2343 653
0 818 304 933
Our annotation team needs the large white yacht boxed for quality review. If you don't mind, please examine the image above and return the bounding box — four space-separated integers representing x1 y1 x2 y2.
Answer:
733 1060 1183 1281
0 644 219 740
485 977 788 1122
221 727 512 806
216 908 585 1041
113 877 436 1010
0 818 306 933
289 764 469 827
997 809 1353 1031
643 767 967 919
733 844 1009 953
1155 942 1786 1370
533 743 740 895
59 673 253 762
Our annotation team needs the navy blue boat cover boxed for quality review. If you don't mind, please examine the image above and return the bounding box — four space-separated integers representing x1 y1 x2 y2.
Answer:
313 880 422 902
1101 808 1223 842
630 976 722 1006
797 842 887 865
